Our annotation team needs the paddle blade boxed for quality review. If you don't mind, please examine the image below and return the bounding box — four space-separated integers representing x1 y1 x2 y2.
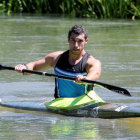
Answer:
95 83 131 97
82 79 132 97
109 86 131 97
0 63 5 70
0 63 15 70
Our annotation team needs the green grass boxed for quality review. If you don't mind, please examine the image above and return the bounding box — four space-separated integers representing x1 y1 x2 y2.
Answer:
0 0 140 19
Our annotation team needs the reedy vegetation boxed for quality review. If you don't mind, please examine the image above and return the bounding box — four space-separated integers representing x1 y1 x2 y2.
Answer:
0 0 140 19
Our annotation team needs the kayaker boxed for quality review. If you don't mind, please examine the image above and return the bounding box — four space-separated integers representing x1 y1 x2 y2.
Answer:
15 25 101 98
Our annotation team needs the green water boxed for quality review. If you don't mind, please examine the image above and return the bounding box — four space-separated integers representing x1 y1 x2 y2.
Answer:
0 14 140 140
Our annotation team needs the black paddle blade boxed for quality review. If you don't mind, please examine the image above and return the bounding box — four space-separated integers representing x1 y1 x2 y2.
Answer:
0 63 15 70
83 79 132 97
94 83 131 97
105 85 131 97
0 63 5 70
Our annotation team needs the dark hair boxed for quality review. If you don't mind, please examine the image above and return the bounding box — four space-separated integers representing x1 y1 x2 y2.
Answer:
68 25 88 39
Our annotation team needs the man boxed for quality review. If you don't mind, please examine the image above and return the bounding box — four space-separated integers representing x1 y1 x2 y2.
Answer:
15 25 101 98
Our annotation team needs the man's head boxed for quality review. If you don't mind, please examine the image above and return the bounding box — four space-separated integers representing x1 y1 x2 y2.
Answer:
68 25 88 40
68 25 88 55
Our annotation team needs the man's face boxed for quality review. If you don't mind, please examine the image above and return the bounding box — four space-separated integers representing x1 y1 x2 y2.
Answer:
68 32 88 55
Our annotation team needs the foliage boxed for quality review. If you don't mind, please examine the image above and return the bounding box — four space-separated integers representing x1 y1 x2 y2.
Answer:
0 0 140 19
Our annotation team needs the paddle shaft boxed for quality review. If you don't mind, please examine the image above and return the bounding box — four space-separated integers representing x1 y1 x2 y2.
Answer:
0 64 132 96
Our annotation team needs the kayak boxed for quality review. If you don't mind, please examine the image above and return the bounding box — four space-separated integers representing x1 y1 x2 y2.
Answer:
1 90 140 119
45 90 140 118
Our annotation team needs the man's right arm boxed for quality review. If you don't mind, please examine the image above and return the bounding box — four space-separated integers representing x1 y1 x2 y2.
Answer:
15 51 63 74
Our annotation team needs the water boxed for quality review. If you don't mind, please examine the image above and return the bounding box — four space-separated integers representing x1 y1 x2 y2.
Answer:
0 13 140 139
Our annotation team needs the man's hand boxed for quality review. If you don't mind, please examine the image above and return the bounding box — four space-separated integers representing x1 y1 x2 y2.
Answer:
15 64 28 73
75 75 87 84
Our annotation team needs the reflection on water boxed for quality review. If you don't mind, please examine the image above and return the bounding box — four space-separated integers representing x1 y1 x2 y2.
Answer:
1 109 140 140
0 14 140 139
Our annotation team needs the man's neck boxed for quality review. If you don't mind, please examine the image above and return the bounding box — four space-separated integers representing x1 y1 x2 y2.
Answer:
68 50 86 65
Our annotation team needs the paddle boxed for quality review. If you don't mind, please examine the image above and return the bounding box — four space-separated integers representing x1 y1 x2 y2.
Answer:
0 63 131 97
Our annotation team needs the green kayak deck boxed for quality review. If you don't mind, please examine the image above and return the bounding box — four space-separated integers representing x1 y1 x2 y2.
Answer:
45 90 105 110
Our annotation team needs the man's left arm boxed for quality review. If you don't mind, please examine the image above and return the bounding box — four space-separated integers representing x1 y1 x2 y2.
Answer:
85 56 101 81
75 56 101 82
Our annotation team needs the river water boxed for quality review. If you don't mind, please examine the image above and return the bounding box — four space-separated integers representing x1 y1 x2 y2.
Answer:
0 14 140 139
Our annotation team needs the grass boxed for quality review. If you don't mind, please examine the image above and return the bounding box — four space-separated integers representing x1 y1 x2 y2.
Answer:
0 0 140 19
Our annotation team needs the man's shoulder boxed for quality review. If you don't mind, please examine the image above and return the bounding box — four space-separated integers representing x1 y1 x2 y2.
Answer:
52 50 65 55
87 55 101 65
48 51 65 58
49 51 66 67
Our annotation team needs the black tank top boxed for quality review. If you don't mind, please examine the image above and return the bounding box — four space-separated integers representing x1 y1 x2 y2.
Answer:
55 50 90 72
54 50 93 98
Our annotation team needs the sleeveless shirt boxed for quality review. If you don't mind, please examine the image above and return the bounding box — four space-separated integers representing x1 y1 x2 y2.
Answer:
54 50 93 98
